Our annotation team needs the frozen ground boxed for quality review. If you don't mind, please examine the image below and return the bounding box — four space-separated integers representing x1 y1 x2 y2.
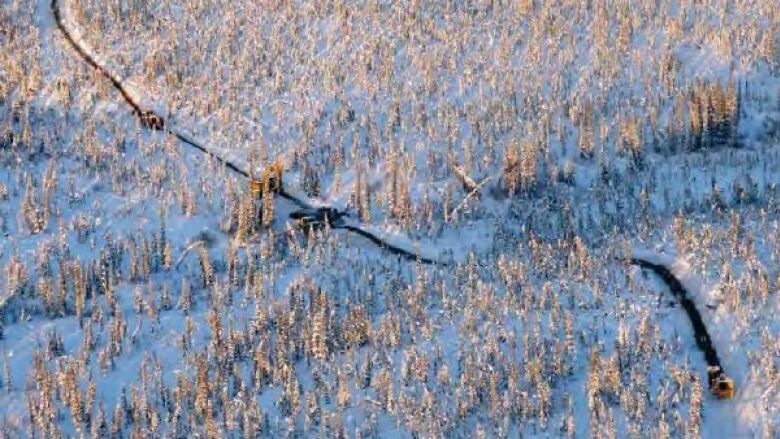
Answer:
0 0 779 437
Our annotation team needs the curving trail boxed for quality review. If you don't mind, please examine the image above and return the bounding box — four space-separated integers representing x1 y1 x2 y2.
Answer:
50 0 143 117
51 0 291 198
630 258 725 374
50 0 443 265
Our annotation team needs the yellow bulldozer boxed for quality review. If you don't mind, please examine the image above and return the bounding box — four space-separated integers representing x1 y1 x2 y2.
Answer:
249 161 283 196
707 366 735 400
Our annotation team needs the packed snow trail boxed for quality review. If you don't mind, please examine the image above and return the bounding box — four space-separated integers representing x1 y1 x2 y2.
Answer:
341 225 442 265
50 0 141 117
50 0 443 265
630 258 726 376
51 0 279 193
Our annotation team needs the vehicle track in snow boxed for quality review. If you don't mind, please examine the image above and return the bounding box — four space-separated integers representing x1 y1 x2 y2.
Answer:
50 0 443 265
629 258 727 383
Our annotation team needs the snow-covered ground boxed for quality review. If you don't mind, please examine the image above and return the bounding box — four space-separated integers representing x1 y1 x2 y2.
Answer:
0 0 778 437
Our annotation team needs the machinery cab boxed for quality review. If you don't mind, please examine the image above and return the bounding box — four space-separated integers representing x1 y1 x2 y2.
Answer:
707 366 735 400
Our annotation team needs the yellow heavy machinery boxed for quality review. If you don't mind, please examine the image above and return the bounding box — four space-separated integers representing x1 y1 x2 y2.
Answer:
249 161 283 195
708 366 735 400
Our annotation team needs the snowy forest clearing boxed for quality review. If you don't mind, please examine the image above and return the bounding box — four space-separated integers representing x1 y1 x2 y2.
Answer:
1 0 779 437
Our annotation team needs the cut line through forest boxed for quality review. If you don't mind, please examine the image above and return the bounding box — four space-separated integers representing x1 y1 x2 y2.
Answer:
50 0 443 265
629 257 731 394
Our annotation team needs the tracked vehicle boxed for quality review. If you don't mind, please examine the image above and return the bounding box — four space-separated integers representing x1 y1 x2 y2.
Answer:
708 366 735 400
289 207 345 230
